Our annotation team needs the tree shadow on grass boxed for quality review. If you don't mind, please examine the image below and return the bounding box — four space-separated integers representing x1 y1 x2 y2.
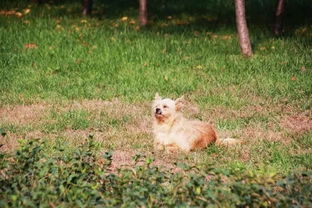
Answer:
95 0 311 30
3 0 311 27
1 0 311 40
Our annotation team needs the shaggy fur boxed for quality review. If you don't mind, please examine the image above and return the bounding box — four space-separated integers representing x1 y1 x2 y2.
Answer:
152 93 240 152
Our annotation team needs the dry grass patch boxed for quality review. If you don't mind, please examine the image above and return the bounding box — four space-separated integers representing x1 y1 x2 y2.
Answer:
280 110 312 134
238 124 285 142
0 132 20 152
107 149 181 171
54 99 152 133
0 103 50 125
1 98 310 170
63 99 150 119
0 99 153 152
0 130 54 152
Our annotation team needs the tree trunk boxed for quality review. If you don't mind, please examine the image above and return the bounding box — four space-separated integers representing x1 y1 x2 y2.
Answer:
139 0 148 26
235 0 253 57
274 0 285 35
82 0 93 16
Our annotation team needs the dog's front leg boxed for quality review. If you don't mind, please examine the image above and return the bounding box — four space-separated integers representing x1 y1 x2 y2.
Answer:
175 139 192 152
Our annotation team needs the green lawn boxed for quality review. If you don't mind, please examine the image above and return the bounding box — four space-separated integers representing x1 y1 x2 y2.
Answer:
0 0 311 207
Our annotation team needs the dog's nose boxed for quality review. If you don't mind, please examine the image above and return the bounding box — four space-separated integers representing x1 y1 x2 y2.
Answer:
156 108 162 114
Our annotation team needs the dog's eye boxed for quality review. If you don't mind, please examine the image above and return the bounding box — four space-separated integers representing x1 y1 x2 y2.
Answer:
163 105 168 109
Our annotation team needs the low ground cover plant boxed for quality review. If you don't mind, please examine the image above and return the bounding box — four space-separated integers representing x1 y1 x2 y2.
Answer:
0 137 311 207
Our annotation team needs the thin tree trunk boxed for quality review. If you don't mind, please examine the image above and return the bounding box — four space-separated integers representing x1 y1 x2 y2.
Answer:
139 0 148 26
235 0 253 57
82 0 93 16
274 0 285 35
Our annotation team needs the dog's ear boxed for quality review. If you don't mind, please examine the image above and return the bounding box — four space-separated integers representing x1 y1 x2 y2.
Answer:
175 95 185 111
155 93 162 101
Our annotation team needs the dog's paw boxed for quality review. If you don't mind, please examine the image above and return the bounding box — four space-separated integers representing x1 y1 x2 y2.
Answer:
165 144 180 153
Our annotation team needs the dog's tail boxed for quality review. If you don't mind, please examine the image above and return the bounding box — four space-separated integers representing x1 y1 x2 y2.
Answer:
216 137 242 146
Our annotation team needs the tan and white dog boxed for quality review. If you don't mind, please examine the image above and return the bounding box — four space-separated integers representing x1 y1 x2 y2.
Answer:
152 93 240 152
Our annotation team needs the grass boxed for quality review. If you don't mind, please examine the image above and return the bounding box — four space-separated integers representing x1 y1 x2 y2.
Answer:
0 0 311 206
0 0 311 105
44 109 90 132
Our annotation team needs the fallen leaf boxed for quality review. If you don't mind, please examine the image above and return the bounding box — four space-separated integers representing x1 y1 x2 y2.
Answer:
121 16 128 22
23 8 31 15
55 24 63 30
24 43 38 49
296 27 308 35
175 20 189 25
195 65 204 70
194 31 200 36
221 35 232 40
207 17 217 22
15 12 23 17
75 59 82 64
291 76 297 81
300 66 306 72
0 10 19 17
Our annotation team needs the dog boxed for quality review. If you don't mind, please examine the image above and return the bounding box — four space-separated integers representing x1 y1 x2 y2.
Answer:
152 93 241 152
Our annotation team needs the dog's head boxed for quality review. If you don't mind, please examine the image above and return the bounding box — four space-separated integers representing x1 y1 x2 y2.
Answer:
152 93 184 122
